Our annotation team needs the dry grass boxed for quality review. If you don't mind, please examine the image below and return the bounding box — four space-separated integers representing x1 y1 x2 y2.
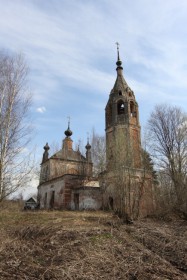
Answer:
0 201 186 279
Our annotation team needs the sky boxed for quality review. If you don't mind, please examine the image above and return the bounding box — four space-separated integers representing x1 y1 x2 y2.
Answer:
1 0 187 197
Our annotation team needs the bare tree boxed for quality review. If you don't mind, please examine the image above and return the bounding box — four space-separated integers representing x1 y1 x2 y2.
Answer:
0 51 34 201
141 148 157 180
154 170 176 214
147 104 187 214
49 141 60 155
90 128 106 177
74 138 85 155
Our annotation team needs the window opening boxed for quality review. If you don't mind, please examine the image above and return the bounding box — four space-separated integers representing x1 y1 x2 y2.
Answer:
44 165 48 181
74 193 79 210
50 191 55 208
117 101 125 115
130 101 136 117
44 192 47 208
109 197 114 210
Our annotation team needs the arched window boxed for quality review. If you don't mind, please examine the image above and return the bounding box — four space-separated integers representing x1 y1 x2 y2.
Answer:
109 196 114 210
117 100 125 115
119 90 122 96
130 101 136 117
45 165 49 180
44 192 47 208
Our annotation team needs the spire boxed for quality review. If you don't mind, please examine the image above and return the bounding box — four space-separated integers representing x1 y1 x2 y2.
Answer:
63 117 73 151
77 139 81 153
64 116 72 138
42 142 50 163
85 136 92 162
116 42 123 70
110 43 129 94
85 136 91 150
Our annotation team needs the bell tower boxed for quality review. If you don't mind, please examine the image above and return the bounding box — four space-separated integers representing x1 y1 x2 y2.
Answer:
105 44 142 171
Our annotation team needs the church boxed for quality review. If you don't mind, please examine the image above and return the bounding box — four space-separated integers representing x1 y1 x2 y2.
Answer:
37 46 155 218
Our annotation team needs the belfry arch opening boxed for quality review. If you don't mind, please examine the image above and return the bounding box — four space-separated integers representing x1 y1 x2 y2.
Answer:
130 101 136 118
117 100 125 115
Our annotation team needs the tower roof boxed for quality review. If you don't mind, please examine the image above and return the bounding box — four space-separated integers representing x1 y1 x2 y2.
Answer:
111 43 131 95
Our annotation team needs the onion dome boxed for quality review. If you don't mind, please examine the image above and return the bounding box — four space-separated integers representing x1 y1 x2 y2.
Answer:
64 126 72 137
85 138 91 150
42 142 50 163
43 142 50 151
116 59 122 68
64 120 72 138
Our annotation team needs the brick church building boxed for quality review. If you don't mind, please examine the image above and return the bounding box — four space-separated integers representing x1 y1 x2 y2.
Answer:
37 47 155 218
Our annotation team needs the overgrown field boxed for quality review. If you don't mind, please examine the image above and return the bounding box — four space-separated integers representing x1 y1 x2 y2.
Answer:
0 201 186 279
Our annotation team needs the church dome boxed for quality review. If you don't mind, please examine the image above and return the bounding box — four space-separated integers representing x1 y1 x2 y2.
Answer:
85 142 91 150
64 126 72 137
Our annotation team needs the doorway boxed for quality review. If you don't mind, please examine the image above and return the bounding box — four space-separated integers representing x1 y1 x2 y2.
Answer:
109 196 114 210
50 191 55 208
74 193 79 210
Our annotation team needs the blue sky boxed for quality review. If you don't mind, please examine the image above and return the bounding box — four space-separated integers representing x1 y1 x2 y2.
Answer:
1 0 187 195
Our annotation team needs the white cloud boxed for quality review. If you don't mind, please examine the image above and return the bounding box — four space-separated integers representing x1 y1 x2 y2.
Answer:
0 1 187 108
36 106 46 113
